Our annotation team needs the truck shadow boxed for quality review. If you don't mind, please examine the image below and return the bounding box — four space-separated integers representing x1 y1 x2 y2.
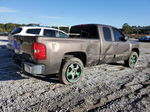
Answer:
22 71 60 84
0 46 25 81
0 46 60 83
109 62 124 66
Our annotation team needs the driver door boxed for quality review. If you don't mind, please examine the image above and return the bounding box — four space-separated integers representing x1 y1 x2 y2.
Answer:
112 28 130 61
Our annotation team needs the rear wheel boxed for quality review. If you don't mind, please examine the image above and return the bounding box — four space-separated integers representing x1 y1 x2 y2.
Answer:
125 52 138 68
59 57 84 85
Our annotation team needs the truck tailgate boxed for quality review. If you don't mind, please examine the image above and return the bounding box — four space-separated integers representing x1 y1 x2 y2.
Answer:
12 35 37 59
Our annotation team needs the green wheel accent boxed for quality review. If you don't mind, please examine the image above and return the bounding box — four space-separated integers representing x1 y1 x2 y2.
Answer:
128 52 138 68
59 57 84 85
129 54 137 66
124 51 139 68
66 63 82 83
131 55 137 64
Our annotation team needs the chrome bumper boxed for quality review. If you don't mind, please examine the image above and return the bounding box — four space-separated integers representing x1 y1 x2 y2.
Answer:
23 62 45 75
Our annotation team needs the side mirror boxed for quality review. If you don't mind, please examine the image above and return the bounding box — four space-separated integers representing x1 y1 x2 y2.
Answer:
124 36 129 41
119 36 128 41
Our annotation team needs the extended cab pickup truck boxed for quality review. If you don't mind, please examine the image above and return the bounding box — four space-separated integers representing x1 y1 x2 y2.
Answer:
9 24 140 84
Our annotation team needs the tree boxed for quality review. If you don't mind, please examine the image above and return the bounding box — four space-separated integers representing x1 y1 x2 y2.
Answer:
122 23 133 34
59 26 69 33
0 27 5 32
132 26 140 34
0 23 25 32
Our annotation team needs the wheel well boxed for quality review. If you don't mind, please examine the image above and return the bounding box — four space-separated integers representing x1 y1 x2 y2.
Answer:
64 52 87 66
132 48 140 56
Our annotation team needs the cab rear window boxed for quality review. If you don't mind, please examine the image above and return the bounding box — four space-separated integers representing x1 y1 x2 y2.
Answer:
103 27 112 41
70 25 98 39
26 29 41 34
11 27 22 34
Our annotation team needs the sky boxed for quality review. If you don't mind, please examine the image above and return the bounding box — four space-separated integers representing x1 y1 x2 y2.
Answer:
0 0 150 28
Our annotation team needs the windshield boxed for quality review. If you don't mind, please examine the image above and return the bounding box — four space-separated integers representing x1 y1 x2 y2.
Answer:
11 27 22 34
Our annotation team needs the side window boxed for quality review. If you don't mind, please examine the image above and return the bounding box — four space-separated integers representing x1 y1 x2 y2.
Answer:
103 27 112 41
113 29 125 41
26 29 41 34
59 31 68 38
56 31 68 38
44 29 56 37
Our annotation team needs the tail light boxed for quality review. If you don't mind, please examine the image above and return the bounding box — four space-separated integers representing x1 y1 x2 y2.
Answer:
34 42 46 60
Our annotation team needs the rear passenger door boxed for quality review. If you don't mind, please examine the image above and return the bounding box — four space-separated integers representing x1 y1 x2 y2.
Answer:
100 26 116 63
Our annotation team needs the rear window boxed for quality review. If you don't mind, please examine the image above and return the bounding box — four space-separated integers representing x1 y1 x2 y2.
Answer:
11 27 22 34
70 25 99 39
103 27 112 41
26 29 41 34
43 29 56 37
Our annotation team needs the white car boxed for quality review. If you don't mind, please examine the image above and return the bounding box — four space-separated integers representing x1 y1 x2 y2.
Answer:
7 26 69 50
10 26 68 37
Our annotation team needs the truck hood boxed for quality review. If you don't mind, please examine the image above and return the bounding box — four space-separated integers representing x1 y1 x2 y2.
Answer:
128 40 140 49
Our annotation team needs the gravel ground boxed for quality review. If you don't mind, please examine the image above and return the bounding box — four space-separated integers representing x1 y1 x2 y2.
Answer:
0 41 150 112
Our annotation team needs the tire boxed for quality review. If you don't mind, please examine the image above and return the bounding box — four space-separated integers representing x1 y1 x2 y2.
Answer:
59 57 84 85
124 52 138 68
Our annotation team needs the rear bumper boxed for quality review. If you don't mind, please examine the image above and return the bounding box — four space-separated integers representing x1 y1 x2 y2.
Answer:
14 55 45 75
23 62 45 75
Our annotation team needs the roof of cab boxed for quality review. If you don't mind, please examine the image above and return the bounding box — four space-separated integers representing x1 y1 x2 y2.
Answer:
71 24 117 29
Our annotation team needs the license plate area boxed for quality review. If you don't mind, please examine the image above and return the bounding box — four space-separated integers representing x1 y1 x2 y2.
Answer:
13 40 20 53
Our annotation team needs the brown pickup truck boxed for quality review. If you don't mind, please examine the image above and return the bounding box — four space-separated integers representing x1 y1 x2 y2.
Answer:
9 24 139 84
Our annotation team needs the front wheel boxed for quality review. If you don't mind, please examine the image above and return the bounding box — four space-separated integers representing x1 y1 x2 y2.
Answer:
59 57 84 85
124 52 138 68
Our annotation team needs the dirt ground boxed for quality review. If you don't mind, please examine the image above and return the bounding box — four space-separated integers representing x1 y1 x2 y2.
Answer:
0 41 150 112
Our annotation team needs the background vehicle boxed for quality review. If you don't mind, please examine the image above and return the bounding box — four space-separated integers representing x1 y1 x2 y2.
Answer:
10 24 140 84
138 36 150 42
7 26 68 50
